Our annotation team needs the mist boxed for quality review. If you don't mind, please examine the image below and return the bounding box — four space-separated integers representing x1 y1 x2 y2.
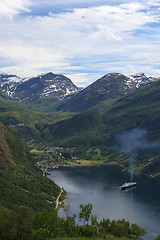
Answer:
116 128 160 182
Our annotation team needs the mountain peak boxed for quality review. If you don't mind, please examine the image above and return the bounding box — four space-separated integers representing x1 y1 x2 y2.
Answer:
57 72 160 112
128 73 158 89
0 72 80 103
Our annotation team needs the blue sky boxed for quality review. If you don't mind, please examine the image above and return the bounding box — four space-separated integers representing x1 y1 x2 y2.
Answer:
0 0 160 87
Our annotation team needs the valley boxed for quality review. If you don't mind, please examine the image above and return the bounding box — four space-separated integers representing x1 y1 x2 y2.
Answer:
1 71 160 181
1 71 160 239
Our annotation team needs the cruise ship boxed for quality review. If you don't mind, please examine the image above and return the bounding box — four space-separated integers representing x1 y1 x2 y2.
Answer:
120 182 137 190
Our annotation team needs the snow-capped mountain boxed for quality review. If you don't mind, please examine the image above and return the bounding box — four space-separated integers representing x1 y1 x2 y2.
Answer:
126 73 157 90
0 74 24 98
0 72 159 111
0 72 80 103
57 72 160 112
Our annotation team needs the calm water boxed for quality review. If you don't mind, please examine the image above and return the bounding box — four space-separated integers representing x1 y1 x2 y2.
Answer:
49 165 160 240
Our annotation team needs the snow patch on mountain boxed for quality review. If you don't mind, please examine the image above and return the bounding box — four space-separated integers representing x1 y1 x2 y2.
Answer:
0 72 80 102
127 73 157 88
0 72 159 104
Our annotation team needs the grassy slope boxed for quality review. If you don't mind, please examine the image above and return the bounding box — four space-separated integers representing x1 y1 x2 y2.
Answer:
0 122 60 213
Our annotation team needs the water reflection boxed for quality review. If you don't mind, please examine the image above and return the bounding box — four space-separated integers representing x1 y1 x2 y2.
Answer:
49 165 160 240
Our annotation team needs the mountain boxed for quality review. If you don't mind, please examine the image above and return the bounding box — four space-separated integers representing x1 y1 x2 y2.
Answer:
127 73 157 88
38 77 160 180
0 122 60 212
45 78 160 146
41 110 102 146
0 72 80 105
0 85 73 143
57 73 158 112
0 72 158 113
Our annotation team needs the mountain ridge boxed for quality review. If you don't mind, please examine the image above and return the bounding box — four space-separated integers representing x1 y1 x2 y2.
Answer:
41 77 160 147
0 72 80 104
0 72 158 112
57 72 159 112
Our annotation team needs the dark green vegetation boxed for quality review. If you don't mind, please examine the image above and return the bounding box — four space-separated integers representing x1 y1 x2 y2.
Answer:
1 72 160 239
57 73 132 112
0 123 60 213
1 74 160 190
0 203 147 240
44 79 160 146
38 79 160 179
0 87 73 142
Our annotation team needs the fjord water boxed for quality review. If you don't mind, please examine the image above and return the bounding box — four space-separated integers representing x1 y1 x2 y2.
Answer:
49 165 160 240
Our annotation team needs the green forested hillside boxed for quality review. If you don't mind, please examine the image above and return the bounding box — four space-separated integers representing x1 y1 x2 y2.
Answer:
43 79 160 145
0 88 74 142
103 79 160 139
41 110 103 146
0 122 60 212
1 76 160 214
1 78 160 239
39 80 160 178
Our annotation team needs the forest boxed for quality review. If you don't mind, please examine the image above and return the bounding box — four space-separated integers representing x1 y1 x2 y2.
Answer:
0 203 148 240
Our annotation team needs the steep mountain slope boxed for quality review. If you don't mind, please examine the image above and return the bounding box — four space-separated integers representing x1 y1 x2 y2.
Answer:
103 79 160 139
0 122 60 212
40 79 160 179
42 78 160 147
57 73 158 112
0 72 157 113
0 87 73 143
42 110 102 146
0 87 25 112
0 72 80 103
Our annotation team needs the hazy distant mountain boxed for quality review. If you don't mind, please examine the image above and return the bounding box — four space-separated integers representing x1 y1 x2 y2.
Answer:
0 72 80 103
57 73 158 112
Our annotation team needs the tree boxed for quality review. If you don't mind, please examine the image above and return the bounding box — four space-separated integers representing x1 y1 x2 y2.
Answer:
155 234 160 240
32 207 60 238
129 223 146 239
111 222 125 237
63 203 70 219
62 216 77 237
31 228 50 240
0 205 13 240
91 214 98 227
15 206 33 240
99 218 111 235
79 203 92 225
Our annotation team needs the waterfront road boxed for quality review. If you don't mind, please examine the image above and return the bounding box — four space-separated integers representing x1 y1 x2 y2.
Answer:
55 188 63 210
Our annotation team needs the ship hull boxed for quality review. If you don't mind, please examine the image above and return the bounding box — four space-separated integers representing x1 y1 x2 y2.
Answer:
121 182 136 190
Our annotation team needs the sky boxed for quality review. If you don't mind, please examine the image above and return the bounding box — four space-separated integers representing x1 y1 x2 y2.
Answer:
0 0 160 87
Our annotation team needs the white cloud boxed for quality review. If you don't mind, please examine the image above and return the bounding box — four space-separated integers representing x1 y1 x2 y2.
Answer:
0 0 32 19
66 73 101 87
0 1 160 85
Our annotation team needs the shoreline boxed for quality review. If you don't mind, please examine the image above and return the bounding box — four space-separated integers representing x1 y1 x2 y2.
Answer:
55 188 64 210
51 162 160 210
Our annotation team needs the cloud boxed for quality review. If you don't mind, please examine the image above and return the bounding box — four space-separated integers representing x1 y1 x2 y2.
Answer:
31 0 126 8
0 1 160 86
0 0 32 19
